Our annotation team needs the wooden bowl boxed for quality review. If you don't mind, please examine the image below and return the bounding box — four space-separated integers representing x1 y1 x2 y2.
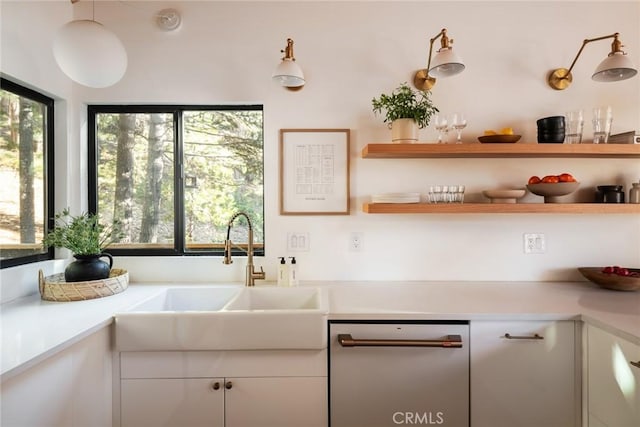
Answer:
478 135 521 144
578 267 640 292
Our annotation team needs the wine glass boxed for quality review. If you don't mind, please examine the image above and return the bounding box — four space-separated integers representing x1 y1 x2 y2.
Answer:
433 114 449 144
450 112 467 144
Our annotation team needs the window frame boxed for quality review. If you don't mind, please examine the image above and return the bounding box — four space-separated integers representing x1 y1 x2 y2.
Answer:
87 104 264 257
0 77 55 269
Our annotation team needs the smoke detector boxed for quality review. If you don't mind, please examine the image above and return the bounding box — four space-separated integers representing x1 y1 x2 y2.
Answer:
156 8 181 31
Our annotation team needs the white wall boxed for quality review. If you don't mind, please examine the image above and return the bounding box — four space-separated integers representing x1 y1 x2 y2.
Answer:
2 1 639 292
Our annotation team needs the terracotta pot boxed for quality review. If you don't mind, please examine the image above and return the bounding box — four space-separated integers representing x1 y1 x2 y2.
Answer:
64 253 113 282
391 118 418 143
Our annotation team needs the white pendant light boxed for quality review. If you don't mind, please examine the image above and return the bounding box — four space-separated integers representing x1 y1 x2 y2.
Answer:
272 38 305 89
53 1 127 88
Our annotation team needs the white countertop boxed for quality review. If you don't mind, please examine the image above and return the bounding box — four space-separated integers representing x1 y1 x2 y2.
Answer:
1 280 639 381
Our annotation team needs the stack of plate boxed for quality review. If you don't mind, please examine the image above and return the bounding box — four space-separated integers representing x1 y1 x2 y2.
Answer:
371 193 421 203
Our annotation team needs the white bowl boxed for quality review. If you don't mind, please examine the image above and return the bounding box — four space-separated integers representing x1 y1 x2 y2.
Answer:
483 189 526 204
526 182 580 203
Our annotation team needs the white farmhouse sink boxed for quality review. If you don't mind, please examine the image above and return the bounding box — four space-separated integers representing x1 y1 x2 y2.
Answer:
223 286 322 311
128 286 242 312
115 285 328 351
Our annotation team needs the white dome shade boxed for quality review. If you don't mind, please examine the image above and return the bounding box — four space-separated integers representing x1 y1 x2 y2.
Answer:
429 48 465 78
53 20 128 88
272 59 305 87
592 51 638 82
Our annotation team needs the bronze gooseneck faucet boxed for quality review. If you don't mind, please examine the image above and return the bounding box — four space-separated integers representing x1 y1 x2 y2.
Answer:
223 212 265 287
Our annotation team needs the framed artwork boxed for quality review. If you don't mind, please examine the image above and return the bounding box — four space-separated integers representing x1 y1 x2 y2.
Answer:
279 129 350 215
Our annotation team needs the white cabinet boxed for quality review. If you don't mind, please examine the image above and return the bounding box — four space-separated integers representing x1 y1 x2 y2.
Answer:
586 324 640 427
118 350 327 427
470 320 579 427
1 327 113 427
121 378 225 427
225 377 327 427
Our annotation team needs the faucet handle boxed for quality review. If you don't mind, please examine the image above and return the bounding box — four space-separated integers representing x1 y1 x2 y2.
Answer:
223 239 233 265
254 266 266 279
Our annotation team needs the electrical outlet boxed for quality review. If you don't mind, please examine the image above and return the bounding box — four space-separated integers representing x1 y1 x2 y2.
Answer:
350 232 364 252
524 233 546 254
287 232 309 252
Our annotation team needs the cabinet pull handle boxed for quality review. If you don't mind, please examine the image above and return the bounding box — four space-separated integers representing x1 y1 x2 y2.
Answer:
225 381 233 390
211 381 220 391
504 333 544 340
337 334 463 348
631 361 640 369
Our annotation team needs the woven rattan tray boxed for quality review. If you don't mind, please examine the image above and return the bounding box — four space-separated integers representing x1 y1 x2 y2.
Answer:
38 268 129 302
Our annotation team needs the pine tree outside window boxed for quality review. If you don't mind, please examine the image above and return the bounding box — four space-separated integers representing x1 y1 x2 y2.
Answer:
88 105 264 256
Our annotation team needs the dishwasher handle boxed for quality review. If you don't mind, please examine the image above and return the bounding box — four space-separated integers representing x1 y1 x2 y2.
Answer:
337 333 463 348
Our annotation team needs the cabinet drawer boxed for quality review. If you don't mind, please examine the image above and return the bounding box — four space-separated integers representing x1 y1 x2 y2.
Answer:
587 324 640 427
470 320 578 427
120 349 327 378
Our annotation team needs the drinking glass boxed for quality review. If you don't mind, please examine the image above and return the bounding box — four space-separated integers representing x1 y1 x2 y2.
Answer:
433 114 449 144
565 110 583 144
592 106 613 144
450 113 467 144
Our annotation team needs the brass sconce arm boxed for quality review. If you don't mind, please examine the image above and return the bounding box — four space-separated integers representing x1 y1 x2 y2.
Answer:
281 38 296 61
548 32 634 90
414 29 448 91
414 28 461 91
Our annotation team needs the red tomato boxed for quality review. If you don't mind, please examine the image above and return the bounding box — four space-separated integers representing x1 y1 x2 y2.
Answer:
528 176 541 184
541 175 560 183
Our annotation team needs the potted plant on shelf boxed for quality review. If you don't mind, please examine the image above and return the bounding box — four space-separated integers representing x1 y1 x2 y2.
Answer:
43 208 121 282
372 82 439 143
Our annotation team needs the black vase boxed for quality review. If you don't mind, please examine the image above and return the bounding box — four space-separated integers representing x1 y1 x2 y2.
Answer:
64 253 113 282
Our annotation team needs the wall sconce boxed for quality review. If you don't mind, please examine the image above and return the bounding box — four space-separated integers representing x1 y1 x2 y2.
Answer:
272 38 305 90
53 0 128 88
413 28 465 91
548 32 638 90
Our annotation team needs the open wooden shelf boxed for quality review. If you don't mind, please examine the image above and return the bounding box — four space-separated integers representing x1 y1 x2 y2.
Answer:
363 203 640 214
362 143 640 159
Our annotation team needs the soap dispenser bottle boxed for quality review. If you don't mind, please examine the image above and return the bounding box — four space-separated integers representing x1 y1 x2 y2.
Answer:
288 257 299 287
277 257 289 287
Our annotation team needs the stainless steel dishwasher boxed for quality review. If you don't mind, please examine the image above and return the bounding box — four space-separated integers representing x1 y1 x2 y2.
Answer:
329 320 469 427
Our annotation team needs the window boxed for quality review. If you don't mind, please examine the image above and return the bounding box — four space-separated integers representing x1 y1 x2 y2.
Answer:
88 105 264 256
0 77 54 268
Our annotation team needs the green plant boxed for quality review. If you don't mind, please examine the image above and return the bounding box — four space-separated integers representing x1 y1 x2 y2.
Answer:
371 83 439 128
43 208 121 255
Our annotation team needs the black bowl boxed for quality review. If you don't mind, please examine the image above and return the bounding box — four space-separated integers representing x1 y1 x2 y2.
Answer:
538 134 565 143
537 116 565 127
597 185 623 192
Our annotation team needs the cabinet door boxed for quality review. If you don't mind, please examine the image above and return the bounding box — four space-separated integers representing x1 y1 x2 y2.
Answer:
470 320 577 427
121 378 224 427
587 325 640 427
225 377 327 427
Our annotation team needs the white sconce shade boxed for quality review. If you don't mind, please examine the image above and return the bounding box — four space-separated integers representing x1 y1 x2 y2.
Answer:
429 48 465 78
53 20 128 88
272 38 305 89
592 51 638 82
272 60 305 87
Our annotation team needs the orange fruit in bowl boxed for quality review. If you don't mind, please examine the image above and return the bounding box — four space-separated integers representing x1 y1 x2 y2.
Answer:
558 173 576 182
541 175 560 183
528 176 541 184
